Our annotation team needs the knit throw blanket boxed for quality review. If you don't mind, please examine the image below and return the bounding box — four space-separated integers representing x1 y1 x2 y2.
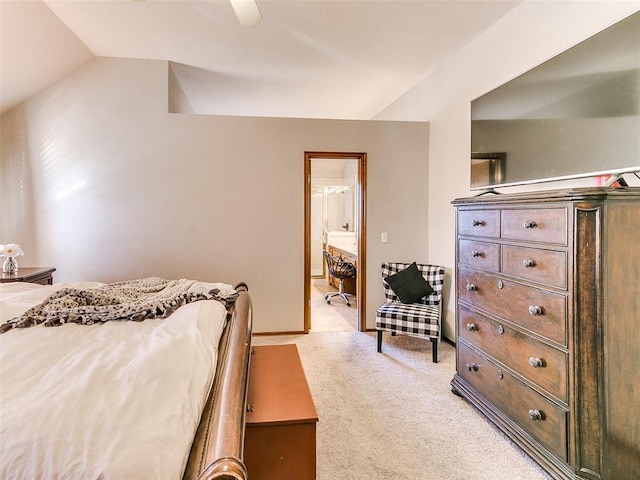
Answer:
0 277 238 334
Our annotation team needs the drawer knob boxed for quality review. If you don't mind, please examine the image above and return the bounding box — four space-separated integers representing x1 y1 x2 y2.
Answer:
528 305 543 316
472 250 483 258
466 283 478 292
528 409 543 421
497 325 505 335
466 363 479 372
472 220 485 227
524 221 538 229
529 357 544 368
466 323 478 332
523 259 536 268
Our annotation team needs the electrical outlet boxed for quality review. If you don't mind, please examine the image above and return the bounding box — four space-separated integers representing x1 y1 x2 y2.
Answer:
381 232 389 243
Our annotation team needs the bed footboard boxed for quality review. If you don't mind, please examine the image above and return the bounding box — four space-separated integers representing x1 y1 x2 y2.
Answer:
183 283 252 480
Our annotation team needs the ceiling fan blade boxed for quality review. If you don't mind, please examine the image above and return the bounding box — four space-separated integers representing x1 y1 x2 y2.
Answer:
229 0 262 27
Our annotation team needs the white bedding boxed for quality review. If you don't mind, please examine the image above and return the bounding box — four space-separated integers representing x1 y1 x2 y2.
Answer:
0 281 229 480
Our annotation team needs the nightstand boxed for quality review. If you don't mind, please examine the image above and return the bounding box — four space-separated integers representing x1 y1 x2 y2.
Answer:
0 267 56 285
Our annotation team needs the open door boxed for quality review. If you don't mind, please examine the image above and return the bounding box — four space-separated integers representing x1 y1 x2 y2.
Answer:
304 152 367 333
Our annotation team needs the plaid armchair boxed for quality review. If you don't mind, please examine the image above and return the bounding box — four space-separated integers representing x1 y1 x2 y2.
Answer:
375 262 445 363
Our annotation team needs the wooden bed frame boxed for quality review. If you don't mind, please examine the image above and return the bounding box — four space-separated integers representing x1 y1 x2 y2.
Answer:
183 283 253 480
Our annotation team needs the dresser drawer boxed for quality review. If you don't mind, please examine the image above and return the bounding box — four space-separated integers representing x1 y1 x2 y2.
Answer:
458 240 500 272
458 268 567 345
458 342 568 461
459 306 568 402
501 208 567 245
502 245 567 289
458 209 500 238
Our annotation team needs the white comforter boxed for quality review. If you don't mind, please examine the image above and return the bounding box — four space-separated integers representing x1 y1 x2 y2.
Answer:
0 281 229 480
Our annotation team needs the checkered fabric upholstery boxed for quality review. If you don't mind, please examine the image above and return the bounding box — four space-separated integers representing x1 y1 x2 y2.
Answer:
376 263 445 339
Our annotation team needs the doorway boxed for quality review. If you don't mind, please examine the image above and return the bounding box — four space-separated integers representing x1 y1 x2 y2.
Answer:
304 152 367 333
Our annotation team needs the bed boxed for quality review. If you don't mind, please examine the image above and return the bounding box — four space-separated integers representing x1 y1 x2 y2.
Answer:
0 278 253 480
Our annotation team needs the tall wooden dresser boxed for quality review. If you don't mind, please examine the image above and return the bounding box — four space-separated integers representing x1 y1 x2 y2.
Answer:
451 188 640 480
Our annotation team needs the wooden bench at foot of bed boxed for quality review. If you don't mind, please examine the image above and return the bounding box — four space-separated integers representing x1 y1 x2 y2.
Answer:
244 344 318 480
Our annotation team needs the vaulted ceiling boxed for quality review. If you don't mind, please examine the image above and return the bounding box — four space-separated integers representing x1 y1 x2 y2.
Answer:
1 0 522 118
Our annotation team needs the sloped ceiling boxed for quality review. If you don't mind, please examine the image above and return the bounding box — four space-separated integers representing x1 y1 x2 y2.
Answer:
0 0 94 115
1 0 522 119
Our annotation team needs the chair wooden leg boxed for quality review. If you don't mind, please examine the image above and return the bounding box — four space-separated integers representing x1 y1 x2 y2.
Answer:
430 337 438 363
377 330 383 353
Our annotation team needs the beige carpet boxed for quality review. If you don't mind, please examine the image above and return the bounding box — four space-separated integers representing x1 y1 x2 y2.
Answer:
252 331 552 480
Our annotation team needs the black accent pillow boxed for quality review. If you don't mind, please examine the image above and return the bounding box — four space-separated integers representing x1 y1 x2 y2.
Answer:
385 262 434 304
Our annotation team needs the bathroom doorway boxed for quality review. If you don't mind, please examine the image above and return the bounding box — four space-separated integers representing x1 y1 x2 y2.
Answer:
304 152 366 333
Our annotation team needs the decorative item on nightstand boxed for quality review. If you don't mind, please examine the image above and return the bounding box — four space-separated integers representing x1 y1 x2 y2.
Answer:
0 244 24 273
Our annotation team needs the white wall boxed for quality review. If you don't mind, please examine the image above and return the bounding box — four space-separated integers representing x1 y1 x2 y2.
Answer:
375 0 640 339
0 57 429 334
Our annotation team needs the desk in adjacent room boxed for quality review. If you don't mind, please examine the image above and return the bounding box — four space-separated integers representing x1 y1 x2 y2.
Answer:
327 244 357 295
